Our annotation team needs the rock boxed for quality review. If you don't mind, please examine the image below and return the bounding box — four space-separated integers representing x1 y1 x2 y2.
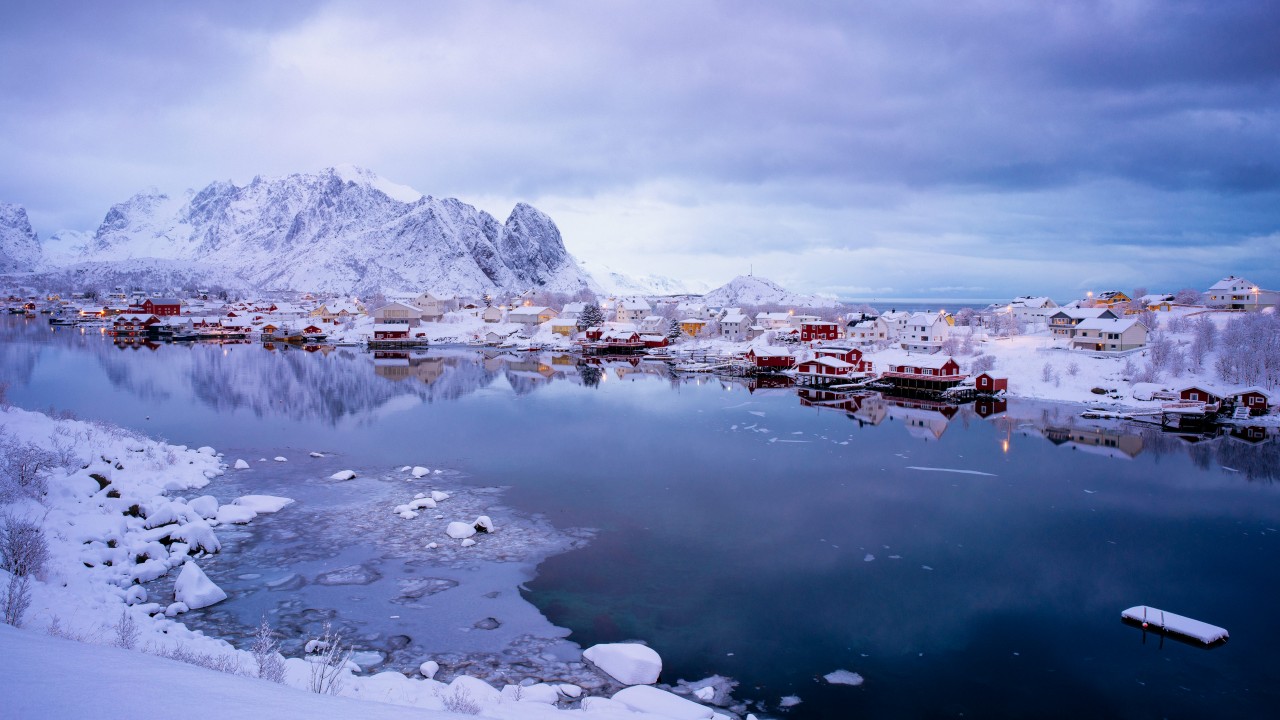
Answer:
694 686 715 701
164 601 189 617
188 495 219 519
584 643 662 685
330 470 356 481
216 505 257 525
233 459 250 470
612 686 714 719
124 585 148 605
273 456 288 462
1091 387 1108 395
310 452 325 458
473 617 501 630
558 684 582 699
430 491 449 503
823 669 864 686
419 660 439 679
460 538 477 548
502 683 560 704
473 516 495 533
174 561 227 609
314 564 382 586
233 495 293 513
447 522 477 539
412 466 430 477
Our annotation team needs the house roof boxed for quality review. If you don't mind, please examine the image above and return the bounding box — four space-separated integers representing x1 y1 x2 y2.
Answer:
875 349 957 369
1075 318 1143 332
801 356 855 369
748 346 791 358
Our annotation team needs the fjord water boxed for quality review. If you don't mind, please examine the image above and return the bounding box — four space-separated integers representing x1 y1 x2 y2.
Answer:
4 318 1279 718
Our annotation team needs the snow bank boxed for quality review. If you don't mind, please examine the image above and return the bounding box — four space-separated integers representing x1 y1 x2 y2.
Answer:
173 561 228 609
583 643 663 685
233 495 294 513
612 685 714 719
824 669 865 686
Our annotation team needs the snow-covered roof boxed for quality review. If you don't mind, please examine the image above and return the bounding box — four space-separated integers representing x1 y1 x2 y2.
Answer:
509 306 552 316
1208 275 1254 291
1051 308 1113 320
1075 318 1143 332
1010 296 1055 308
874 350 956 369
748 346 791 358
617 298 652 310
722 312 748 324
800 356 855 369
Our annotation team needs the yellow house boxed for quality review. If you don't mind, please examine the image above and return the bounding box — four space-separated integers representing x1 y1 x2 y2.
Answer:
549 319 578 337
680 318 708 337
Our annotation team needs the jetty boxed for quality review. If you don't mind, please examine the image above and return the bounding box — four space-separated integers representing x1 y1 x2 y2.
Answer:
1121 605 1228 646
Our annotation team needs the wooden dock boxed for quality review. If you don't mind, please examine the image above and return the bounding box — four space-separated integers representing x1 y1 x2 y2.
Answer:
1121 605 1228 645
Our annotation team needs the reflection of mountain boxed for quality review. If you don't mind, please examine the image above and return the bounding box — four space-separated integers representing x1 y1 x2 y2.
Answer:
0 318 49 387
81 340 574 425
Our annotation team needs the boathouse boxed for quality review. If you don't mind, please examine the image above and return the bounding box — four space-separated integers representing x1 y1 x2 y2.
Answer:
745 347 795 370
877 351 966 392
975 373 1008 395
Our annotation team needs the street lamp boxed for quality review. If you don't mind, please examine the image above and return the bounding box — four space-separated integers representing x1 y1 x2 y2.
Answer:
1253 287 1260 311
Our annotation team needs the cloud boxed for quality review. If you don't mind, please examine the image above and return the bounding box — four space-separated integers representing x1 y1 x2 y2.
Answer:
0 0 1276 297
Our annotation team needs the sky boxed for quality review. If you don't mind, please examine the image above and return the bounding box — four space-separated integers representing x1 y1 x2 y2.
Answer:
1 0 1278 301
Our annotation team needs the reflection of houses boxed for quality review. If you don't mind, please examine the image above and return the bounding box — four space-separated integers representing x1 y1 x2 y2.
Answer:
373 352 447 384
797 388 886 425
973 397 1008 418
1043 426 1145 459
883 396 958 441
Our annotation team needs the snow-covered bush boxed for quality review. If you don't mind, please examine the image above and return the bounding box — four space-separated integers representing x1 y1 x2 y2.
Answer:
251 617 287 684
114 610 140 649
1067 361 1080 377
0 512 49 578
0 434 58 501
971 354 995 373
150 644 245 675
307 622 352 695
3 574 32 627
440 686 482 715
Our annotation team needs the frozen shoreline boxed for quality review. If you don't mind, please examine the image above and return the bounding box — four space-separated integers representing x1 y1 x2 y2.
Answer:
0 405 757 719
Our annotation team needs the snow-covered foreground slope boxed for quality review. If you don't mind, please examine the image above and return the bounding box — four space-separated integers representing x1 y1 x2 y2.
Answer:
0 406 740 720
14 166 592 297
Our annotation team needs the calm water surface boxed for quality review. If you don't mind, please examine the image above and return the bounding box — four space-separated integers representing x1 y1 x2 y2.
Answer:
4 317 1279 718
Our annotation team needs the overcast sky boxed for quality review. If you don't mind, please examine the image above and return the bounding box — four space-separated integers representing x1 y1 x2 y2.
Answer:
2 0 1278 300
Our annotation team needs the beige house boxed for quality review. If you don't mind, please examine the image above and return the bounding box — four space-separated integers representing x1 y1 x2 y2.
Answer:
483 306 505 323
508 306 558 326
615 298 652 324
1071 318 1147 352
414 292 455 321
372 301 422 327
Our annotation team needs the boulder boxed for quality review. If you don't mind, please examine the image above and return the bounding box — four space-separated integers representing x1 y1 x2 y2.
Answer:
584 643 662 685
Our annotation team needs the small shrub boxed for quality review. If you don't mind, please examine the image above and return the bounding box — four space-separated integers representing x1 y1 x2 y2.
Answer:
251 617 287 684
0 438 59 501
1 513 49 578
2 574 32 627
307 622 352 695
1067 361 1080 377
440 686 482 715
114 609 140 649
151 644 245 675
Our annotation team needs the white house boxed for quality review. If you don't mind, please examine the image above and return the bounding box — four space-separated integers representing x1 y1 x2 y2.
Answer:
755 312 792 330
900 312 950 353
1071 318 1148 352
508 306 558 326
879 310 913 339
414 292 455 321
559 302 587 321
720 311 752 342
846 317 889 345
1008 296 1059 323
615 298 652 324
1203 276 1278 311
372 301 422 327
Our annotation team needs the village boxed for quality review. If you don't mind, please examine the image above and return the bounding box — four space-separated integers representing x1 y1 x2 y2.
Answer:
3 274 1277 434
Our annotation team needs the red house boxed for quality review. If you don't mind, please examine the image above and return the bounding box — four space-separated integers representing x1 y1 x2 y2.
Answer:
374 324 409 340
142 298 182 316
975 373 1008 394
813 346 873 374
745 347 795 370
1231 388 1272 416
1178 385 1225 404
800 321 840 342
879 352 966 391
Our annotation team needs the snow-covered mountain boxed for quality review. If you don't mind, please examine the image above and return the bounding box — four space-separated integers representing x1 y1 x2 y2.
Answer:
20 166 591 297
577 259 709 297
0 203 42 272
702 275 840 308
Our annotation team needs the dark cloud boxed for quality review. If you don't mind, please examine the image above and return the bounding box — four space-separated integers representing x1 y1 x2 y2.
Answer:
0 0 1276 296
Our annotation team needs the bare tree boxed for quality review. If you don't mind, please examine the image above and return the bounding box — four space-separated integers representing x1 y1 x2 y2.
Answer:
114 609 140 649
1 513 49 578
0 437 58 502
251 617 287 684
307 622 353 695
2 574 32 627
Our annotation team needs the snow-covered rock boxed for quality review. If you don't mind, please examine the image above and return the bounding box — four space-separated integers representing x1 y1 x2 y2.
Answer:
215 505 257 525
188 495 219 519
501 683 562 704
583 643 663 686
446 522 477 539
233 495 293 513
173 561 227 609
612 686 714 719
824 669 864 686
330 470 357 481
418 660 439 679
460 538 477 547
273 456 288 462
233 459 250 469
411 466 430 478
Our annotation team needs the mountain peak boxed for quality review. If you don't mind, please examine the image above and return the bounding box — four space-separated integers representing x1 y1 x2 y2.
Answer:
703 274 839 308
0 202 42 272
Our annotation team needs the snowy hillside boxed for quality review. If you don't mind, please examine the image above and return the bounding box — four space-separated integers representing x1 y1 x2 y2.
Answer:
702 275 839 308
578 259 709 297
25 167 591 297
0 202 42 272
